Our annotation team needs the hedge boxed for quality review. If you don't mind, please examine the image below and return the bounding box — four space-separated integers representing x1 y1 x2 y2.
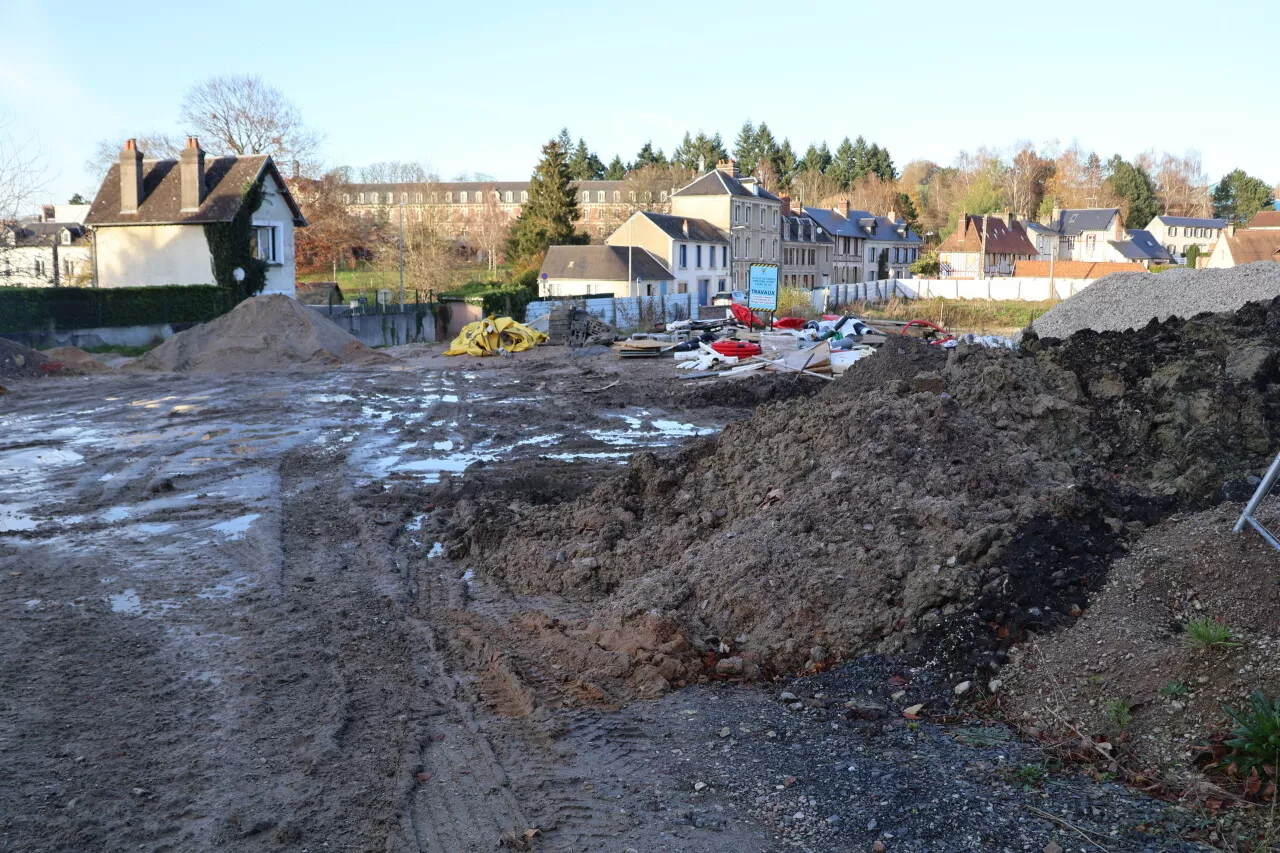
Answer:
440 280 536 322
0 285 236 333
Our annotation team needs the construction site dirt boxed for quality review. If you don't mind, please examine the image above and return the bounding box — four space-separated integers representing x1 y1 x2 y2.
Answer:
3 301 1279 851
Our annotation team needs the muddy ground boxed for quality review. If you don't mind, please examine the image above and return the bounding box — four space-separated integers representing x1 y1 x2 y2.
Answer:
0 345 1228 851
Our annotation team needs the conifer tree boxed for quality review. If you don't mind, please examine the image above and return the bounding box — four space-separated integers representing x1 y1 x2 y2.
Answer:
733 120 758 174
831 137 857 188
506 139 587 264
604 155 626 180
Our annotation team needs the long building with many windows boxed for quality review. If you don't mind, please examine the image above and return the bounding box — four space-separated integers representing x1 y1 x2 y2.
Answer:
341 179 673 242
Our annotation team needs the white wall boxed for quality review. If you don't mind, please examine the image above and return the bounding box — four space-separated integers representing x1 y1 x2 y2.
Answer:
0 244 93 286
254 173 298 296
95 224 215 287
901 277 1097 301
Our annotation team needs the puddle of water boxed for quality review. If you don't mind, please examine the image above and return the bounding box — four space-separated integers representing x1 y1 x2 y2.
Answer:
99 473 115 481
198 575 255 599
461 568 474 581
109 588 142 614
0 505 39 532
432 440 455 451
309 394 357 403
103 507 131 522
210 513 260 540
406 514 426 532
541 451 631 462
428 542 444 559
0 446 85 475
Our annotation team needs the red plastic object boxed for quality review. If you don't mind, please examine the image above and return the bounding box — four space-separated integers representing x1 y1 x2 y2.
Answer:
711 340 762 357
773 316 806 330
730 302 768 329
901 319 956 346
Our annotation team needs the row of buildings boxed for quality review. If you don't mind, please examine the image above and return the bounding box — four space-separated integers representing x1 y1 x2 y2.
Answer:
536 160 923 300
934 208 1260 279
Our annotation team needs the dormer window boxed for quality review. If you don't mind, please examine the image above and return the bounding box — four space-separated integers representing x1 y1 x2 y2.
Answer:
416 193 424 203
520 191 528 203
370 192 380 204
61 229 72 245
460 191 468 203
358 192 365 203
581 191 590 203
343 193 351 204
505 191 513 203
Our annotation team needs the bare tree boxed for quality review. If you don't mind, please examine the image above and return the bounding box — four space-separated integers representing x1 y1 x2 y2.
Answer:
1002 142 1054 219
358 161 428 184
180 75 322 175
0 115 48 271
1156 152 1210 217
472 186 510 276
85 132 182 186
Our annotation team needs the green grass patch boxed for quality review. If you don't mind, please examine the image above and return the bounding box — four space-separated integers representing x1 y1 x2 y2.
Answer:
1183 617 1242 649
847 296 1056 334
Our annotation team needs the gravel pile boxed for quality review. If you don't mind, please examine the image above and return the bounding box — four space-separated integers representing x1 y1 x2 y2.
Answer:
1032 261 1280 338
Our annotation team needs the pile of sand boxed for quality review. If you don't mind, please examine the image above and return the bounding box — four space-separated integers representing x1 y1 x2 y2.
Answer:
44 347 113 374
130 295 391 373
452 299 1280 691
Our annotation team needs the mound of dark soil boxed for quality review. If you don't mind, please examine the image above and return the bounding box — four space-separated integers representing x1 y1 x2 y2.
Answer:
0 338 57 379
451 298 1280 692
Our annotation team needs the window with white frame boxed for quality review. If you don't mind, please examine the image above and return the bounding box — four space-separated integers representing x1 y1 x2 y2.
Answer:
581 191 590 202
371 192 380 204
613 191 620 202
416 193 424 203
460 191 469 203
759 206 765 226
597 191 605 203
401 192 408 203
504 191 513 203
445 192 453 203
520 191 528 202
343 194 351 204
358 192 365 203
250 222 282 264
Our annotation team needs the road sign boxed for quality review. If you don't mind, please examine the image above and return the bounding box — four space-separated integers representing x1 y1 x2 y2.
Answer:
748 264 779 312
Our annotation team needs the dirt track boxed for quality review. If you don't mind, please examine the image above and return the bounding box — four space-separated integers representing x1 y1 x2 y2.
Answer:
0 348 1211 851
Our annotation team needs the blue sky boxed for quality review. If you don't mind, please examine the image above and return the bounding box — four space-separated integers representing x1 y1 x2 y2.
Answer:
2 0 1276 205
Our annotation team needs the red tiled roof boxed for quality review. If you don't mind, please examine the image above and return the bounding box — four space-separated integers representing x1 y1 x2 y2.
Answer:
1015 260 1146 278
938 214 1037 256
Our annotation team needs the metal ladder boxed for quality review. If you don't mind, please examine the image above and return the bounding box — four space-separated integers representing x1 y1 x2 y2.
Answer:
1233 451 1280 551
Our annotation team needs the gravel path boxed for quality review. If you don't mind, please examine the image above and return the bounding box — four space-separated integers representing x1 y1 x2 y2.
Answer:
1032 262 1280 338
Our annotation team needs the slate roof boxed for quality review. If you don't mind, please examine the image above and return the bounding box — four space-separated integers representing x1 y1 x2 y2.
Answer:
87 155 306 227
1052 208 1119 236
1248 210 1280 229
799 207 920 243
672 170 781 201
1110 229 1173 262
636 212 727 243
782 214 833 244
1151 215 1227 229
540 245 674 282
937 214 1037 256
3 221 89 247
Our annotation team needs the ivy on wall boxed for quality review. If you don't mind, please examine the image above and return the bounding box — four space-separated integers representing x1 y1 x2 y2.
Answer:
204 178 268 300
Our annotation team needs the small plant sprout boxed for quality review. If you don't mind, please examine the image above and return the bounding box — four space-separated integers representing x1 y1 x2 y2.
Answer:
1182 617 1242 649
1224 691 1280 779
1105 698 1133 731
1159 681 1190 698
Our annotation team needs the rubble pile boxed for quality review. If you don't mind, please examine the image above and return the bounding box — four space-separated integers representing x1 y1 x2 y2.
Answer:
1033 261 1280 338
454 298 1280 690
0 338 58 380
130 294 391 373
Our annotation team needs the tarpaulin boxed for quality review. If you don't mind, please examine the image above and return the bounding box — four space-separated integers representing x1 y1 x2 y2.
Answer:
443 315 548 357
730 303 769 329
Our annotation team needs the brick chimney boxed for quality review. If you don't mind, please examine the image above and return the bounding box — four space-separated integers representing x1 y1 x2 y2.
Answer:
120 139 144 214
837 200 851 217
780 196 792 218
180 137 206 212
715 159 740 178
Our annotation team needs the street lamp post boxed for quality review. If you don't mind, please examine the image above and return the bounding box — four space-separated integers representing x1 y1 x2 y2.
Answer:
398 201 405 307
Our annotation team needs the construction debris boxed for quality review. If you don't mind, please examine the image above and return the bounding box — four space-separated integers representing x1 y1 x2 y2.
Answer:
443 315 548 357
